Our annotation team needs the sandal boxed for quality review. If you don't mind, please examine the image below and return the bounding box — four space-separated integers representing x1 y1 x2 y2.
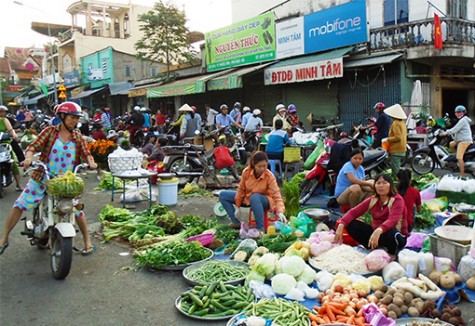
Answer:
15 186 24 191
81 244 96 256
0 242 10 255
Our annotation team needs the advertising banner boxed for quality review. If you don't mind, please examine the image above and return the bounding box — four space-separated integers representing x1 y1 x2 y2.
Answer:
276 16 304 59
205 12 276 72
304 0 367 54
264 57 343 85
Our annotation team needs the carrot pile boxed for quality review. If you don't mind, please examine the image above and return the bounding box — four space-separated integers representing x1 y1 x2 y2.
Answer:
308 286 373 326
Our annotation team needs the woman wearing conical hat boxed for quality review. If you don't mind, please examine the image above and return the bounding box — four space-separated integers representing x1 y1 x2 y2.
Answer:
384 104 407 179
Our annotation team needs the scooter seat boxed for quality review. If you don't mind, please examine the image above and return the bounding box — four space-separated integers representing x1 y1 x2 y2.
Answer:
364 148 385 162
188 144 205 152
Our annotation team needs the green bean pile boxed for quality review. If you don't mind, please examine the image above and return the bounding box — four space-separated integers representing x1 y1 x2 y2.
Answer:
242 298 310 326
185 260 250 284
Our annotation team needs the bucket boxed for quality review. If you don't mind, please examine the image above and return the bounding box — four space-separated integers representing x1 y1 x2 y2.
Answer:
157 177 179 205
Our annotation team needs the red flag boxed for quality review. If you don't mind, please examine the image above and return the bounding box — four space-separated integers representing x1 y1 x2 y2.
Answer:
434 13 443 49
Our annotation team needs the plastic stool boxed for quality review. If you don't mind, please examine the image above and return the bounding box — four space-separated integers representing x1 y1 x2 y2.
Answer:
341 204 351 213
248 209 277 231
268 159 283 179
284 162 302 180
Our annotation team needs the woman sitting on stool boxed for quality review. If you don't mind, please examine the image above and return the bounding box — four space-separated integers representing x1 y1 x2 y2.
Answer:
265 119 290 161
219 151 286 233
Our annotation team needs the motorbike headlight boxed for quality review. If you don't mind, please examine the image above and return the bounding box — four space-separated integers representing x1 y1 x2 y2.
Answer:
56 199 74 214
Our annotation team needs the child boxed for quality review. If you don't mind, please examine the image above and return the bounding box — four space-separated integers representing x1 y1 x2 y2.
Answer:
397 169 422 232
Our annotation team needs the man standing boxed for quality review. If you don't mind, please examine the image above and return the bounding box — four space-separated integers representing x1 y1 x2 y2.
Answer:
373 102 391 148
101 108 112 131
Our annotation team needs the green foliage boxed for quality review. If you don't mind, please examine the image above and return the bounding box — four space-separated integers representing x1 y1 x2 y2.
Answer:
135 1 198 77
282 172 306 218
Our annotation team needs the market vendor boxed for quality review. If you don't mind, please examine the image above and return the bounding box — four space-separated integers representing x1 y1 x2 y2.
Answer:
219 151 286 234
334 173 408 257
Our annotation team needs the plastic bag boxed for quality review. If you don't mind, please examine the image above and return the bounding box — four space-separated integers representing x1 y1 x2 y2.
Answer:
382 262 406 283
462 179 475 194
303 139 324 170
248 280 276 299
458 255 475 281
364 249 391 271
420 183 437 200
406 232 428 249
121 186 154 203
214 145 235 170
362 303 396 326
231 239 258 262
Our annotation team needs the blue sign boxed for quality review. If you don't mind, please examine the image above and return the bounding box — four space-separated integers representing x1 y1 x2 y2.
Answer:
304 0 367 54
63 70 80 88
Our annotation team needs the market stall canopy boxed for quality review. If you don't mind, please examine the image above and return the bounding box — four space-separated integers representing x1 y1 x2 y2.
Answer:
147 70 232 98
207 63 273 91
70 86 106 100
263 46 354 85
22 91 53 105
344 53 402 68
128 82 162 98
109 81 133 95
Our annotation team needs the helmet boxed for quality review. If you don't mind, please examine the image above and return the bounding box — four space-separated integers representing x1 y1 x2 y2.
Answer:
253 109 261 115
220 104 228 110
0 105 8 112
243 106 251 113
191 106 197 112
233 102 241 108
288 104 297 114
56 101 83 116
140 107 147 112
133 106 140 112
455 105 466 113
37 109 42 114
373 102 386 110
275 104 286 112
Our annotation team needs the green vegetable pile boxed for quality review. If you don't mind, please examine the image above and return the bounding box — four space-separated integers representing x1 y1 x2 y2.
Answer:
412 173 439 191
257 233 298 253
135 240 211 268
242 298 310 326
178 281 254 318
283 172 306 218
46 171 84 197
95 172 127 190
185 260 250 284
414 204 436 230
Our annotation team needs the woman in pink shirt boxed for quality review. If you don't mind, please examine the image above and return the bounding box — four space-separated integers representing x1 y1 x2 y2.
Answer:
397 169 421 232
334 173 408 256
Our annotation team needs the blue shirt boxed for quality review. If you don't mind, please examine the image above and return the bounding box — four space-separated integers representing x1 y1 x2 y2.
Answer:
244 116 263 132
143 113 151 128
241 112 253 129
334 161 366 197
216 114 235 129
265 129 290 154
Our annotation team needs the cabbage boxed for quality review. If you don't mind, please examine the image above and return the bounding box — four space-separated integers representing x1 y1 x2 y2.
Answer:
279 256 306 277
254 253 278 277
316 270 334 291
271 273 297 295
247 270 266 284
296 265 317 285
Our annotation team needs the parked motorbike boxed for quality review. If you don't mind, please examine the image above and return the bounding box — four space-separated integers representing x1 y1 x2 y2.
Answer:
0 132 14 198
20 161 90 279
163 143 240 188
299 143 388 205
411 129 475 176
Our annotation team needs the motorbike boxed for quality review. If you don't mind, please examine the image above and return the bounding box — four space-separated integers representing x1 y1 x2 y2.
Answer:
299 143 389 205
411 129 475 176
20 161 90 279
163 143 240 188
0 132 14 198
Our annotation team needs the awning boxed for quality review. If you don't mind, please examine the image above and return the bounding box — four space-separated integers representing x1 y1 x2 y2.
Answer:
109 81 134 95
344 53 403 68
264 46 354 85
70 87 105 100
207 63 274 91
23 91 53 105
128 82 163 98
147 70 232 98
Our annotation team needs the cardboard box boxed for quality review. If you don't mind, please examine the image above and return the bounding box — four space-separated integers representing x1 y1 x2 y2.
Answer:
428 233 471 265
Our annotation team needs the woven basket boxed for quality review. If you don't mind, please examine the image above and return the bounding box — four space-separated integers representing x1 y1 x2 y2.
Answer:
108 155 143 174
284 146 301 163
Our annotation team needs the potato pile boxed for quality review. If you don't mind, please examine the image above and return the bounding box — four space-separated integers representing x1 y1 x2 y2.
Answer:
373 284 430 319
428 271 463 290
467 276 475 290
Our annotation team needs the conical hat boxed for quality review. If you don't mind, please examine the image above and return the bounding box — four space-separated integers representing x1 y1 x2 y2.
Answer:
384 104 407 120
178 104 193 112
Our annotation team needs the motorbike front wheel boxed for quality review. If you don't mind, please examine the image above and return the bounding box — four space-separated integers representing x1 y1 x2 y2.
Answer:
167 158 195 186
299 179 319 205
50 231 73 280
411 151 435 175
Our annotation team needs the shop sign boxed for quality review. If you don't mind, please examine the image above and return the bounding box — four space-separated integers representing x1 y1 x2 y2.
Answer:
205 12 276 72
276 17 304 60
264 58 343 85
63 70 80 88
304 0 367 54
147 81 205 98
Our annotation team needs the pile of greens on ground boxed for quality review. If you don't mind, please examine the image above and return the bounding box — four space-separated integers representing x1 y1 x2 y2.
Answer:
178 183 213 197
414 204 436 230
412 173 439 191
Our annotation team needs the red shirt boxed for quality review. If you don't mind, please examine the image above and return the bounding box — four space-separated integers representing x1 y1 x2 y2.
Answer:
401 186 421 229
155 113 167 126
92 130 106 140
341 194 408 236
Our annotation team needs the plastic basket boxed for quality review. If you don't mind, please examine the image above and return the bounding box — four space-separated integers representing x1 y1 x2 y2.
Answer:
108 155 143 174
284 146 301 163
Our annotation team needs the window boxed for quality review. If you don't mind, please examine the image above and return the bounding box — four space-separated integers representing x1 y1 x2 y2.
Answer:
150 66 158 77
447 0 467 18
125 65 131 77
384 0 409 26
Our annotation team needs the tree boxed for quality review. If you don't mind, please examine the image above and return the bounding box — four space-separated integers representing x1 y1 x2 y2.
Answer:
135 1 197 79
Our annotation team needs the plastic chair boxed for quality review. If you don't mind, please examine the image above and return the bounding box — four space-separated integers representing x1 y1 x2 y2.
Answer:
268 159 283 180
341 204 351 213
248 209 277 231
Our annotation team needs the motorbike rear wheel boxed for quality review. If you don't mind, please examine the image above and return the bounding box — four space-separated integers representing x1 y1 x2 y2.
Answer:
50 231 73 280
299 179 319 205
411 150 435 175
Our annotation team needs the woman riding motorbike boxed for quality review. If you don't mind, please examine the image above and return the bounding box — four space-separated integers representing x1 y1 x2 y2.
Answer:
0 105 24 190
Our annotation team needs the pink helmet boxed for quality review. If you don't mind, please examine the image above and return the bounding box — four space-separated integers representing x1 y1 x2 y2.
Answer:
288 104 297 114
373 102 385 110
56 102 83 116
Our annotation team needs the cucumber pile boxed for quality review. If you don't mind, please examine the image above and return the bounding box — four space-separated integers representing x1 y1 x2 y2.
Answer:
178 281 254 318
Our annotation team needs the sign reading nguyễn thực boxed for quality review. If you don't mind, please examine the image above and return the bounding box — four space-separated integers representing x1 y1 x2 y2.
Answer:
205 12 276 72
303 0 368 54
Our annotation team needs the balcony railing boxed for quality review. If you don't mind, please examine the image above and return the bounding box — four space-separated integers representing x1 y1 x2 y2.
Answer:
369 17 475 51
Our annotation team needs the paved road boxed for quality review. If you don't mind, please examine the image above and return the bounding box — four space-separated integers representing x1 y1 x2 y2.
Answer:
1 171 474 326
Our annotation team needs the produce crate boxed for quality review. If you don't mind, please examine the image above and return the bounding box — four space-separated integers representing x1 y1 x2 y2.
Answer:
283 146 301 163
435 190 475 204
428 233 471 265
